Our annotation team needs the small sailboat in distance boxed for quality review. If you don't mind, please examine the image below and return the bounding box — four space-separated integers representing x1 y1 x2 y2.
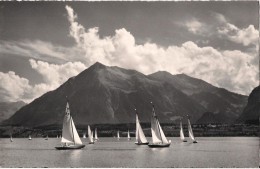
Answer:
148 103 171 148
94 128 99 141
117 130 120 140
10 135 13 142
135 109 149 145
127 130 131 140
28 135 32 140
55 98 85 150
88 125 94 144
180 117 187 142
83 133 86 139
45 135 48 140
187 115 197 143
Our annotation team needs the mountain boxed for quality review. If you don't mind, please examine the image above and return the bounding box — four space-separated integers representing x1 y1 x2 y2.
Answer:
236 86 260 124
149 72 248 123
0 101 26 123
3 62 248 127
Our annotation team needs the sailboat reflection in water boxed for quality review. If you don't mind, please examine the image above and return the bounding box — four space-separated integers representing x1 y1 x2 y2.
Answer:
55 97 85 150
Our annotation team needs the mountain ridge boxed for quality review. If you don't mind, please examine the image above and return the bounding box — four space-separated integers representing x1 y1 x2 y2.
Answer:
3 62 248 127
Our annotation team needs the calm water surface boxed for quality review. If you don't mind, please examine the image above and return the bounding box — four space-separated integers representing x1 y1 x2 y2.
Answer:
0 137 259 167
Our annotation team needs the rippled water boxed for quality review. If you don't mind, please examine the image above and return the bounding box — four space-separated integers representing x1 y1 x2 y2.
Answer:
0 137 259 167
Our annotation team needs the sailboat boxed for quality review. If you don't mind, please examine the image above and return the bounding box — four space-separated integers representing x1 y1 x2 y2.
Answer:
28 135 32 140
83 133 86 139
10 135 13 142
135 109 149 145
55 99 85 150
180 118 187 142
45 135 48 140
187 115 197 143
148 104 171 148
94 128 99 141
117 130 120 140
127 130 131 140
88 125 94 144
56 135 58 138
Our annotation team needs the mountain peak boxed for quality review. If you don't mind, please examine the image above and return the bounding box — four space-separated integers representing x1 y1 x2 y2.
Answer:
91 62 106 69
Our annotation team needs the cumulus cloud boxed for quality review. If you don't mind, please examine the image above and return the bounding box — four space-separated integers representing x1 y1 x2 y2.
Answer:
0 61 86 103
215 13 259 47
64 5 258 95
0 71 31 102
184 18 205 34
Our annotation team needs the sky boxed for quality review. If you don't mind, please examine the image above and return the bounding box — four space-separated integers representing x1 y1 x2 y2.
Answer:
0 1 259 103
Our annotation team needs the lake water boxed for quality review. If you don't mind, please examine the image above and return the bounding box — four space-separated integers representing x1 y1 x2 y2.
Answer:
0 137 259 168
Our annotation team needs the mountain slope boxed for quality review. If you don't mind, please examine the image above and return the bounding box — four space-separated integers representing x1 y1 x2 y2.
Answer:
3 62 207 127
236 86 260 124
149 72 248 123
0 101 26 122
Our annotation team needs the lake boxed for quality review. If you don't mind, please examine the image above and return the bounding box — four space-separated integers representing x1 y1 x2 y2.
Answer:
0 137 259 168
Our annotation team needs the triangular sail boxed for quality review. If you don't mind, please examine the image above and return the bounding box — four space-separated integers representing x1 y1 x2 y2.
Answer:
83 133 86 138
187 118 196 141
136 114 148 143
88 125 94 143
127 130 130 139
157 120 169 143
151 106 168 144
61 102 83 145
117 130 120 139
180 120 186 141
95 128 98 140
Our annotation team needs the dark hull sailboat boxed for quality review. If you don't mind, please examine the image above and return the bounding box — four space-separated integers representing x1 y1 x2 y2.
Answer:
135 142 149 145
148 143 170 148
55 145 85 150
55 99 85 150
148 104 171 148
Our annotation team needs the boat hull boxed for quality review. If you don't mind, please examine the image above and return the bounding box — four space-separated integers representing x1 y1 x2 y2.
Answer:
193 141 198 143
148 143 171 148
89 142 95 144
135 142 149 145
55 145 85 150
182 140 187 142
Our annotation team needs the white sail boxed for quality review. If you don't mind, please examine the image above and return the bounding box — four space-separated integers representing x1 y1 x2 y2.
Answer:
187 118 196 141
136 114 148 143
117 130 120 139
151 106 169 144
95 128 98 140
10 135 13 142
28 135 32 140
180 120 186 141
61 102 83 145
88 125 94 143
158 120 169 143
127 130 131 139
83 133 86 138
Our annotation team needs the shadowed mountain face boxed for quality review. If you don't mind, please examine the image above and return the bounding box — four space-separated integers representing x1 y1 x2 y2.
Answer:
3 62 248 127
149 72 248 123
236 86 260 124
0 101 26 123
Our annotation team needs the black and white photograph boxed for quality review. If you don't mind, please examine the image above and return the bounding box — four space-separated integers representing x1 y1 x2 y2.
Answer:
0 1 259 168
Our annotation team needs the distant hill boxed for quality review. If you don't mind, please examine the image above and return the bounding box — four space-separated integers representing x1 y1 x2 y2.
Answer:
3 62 248 127
149 72 248 123
0 101 26 122
236 86 260 124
